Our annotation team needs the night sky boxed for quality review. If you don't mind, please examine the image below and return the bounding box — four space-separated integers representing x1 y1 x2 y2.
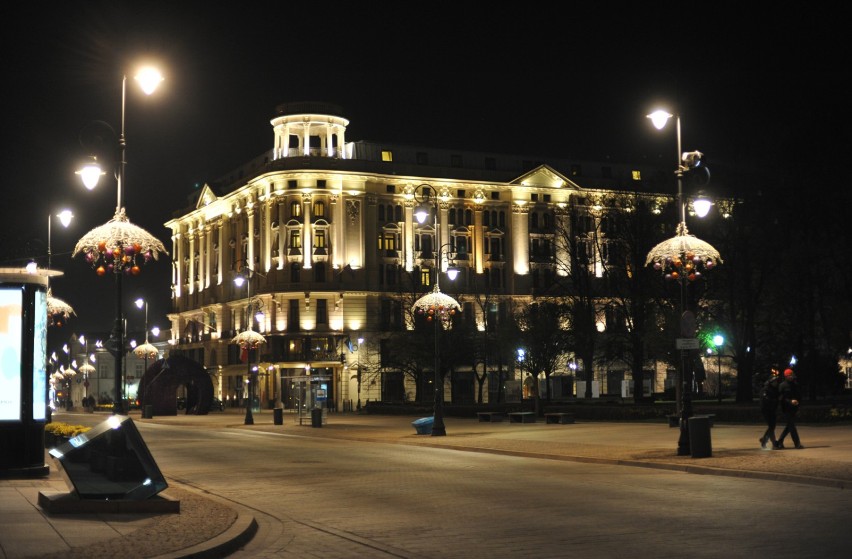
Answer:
1 2 846 336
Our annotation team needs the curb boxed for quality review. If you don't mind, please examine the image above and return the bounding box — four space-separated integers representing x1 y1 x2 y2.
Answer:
152 510 258 559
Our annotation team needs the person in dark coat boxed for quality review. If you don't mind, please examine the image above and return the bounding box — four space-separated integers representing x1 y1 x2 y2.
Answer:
776 368 804 449
759 365 782 449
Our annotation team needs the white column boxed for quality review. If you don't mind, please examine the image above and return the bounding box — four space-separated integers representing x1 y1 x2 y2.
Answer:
247 205 256 269
302 193 312 269
277 201 285 270
188 230 196 294
512 204 530 275
302 123 310 156
474 206 484 274
217 224 225 285
263 198 272 272
404 201 415 272
172 232 183 298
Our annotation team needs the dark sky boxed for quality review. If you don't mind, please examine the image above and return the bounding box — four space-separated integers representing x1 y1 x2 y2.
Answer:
1 2 846 336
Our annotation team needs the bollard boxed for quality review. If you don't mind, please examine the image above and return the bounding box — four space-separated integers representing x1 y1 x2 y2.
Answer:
273 408 283 425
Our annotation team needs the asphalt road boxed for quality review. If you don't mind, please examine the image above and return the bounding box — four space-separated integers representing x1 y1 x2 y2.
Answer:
114 416 852 559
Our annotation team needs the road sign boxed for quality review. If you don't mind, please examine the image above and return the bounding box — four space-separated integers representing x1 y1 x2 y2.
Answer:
676 338 700 350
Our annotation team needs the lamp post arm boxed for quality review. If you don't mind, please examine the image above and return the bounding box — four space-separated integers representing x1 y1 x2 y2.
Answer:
675 115 686 226
118 74 127 214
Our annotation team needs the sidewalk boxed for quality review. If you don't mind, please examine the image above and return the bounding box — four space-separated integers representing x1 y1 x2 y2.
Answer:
2 411 851 559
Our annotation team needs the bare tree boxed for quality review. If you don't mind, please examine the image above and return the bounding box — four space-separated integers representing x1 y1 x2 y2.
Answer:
513 301 570 414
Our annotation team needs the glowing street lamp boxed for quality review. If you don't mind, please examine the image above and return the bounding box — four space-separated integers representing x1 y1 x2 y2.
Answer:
232 261 266 425
410 184 461 437
72 67 167 415
644 109 722 456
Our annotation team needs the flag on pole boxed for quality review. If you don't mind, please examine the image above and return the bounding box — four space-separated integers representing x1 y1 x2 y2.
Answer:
240 346 248 363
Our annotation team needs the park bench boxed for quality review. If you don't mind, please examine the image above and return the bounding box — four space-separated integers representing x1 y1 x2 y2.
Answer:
477 412 507 422
544 412 575 424
508 411 536 424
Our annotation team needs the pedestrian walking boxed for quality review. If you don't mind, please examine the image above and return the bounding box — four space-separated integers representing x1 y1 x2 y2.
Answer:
776 368 804 449
759 365 782 449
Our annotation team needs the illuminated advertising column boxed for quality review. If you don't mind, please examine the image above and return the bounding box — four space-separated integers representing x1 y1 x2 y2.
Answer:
0 269 49 478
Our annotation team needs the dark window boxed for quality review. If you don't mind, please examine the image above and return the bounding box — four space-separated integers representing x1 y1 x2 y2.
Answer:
290 263 301 282
451 154 462 167
457 189 465 198
491 191 500 200
314 264 326 283
316 299 328 324
602 166 612 179
386 184 395 193
378 205 385 221
484 157 496 170
288 180 298 189
543 194 551 202
317 179 327 188
416 152 428 165
288 299 300 330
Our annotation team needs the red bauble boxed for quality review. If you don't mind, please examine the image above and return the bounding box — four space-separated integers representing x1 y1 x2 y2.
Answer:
96 266 106 276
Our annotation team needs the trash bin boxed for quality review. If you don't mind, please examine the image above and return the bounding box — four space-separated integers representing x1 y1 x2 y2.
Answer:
412 416 434 435
273 408 284 425
688 415 712 458
143 405 154 419
311 407 323 428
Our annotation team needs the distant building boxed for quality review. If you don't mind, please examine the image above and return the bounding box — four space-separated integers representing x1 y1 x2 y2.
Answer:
164 101 689 411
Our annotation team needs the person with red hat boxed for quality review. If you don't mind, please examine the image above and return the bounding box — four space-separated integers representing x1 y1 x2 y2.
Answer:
776 368 804 449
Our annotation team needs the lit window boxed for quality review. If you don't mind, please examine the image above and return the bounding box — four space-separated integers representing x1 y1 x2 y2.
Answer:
632 170 642 181
381 151 393 162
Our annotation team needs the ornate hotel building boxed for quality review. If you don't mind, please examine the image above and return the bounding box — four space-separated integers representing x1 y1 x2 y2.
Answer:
165 101 673 411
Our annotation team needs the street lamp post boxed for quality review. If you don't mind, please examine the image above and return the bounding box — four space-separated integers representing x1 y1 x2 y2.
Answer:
645 110 722 456
232 262 266 425
38 210 76 327
72 67 167 416
410 184 460 437
713 334 724 403
133 298 159 380
61 343 75 410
